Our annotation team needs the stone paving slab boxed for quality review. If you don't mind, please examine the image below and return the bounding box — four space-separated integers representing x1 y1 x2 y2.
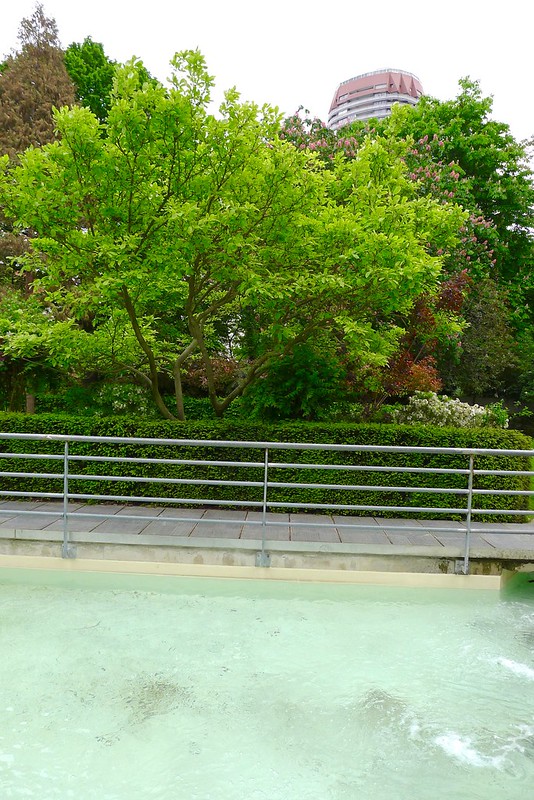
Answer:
0 501 85 529
0 501 532 554
38 503 111 532
477 533 534 549
471 521 534 533
116 506 164 518
0 501 55 512
430 532 493 549
418 519 467 530
142 508 204 537
385 532 444 546
375 517 426 530
190 508 245 539
374 518 438 546
289 514 341 543
332 517 390 544
241 512 290 541
89 506 166 535
0 513 61 530
68 504 125 517
0 500 72 528
338 530 392 545
52 504 129 532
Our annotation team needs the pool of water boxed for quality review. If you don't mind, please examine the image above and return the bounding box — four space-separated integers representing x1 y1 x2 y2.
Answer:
0 569 533 799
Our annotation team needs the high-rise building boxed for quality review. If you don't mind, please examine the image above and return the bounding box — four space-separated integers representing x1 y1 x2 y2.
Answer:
328 69 423 130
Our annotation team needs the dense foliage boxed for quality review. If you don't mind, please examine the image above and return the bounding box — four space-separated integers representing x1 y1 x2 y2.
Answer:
0 412 530 521
0 6 532 426
0 51 463 421
280 84 534 410
64 37 116 123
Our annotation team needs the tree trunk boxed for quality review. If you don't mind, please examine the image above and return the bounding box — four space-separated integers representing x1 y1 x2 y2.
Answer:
173 362 186 421
121 285 176 420
7 367 25 412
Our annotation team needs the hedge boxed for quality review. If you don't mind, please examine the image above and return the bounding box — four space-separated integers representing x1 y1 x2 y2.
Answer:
0 413 532 522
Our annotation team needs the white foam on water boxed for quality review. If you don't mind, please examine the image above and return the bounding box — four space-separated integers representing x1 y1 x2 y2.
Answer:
497 658 534 680
434 734 505 769
498 724 534 758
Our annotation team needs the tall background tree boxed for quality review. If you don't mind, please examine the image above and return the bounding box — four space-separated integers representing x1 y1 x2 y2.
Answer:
64 37 116 125
64 37 155 126
389 82 534 403
0 3 76 159
0 3 76 410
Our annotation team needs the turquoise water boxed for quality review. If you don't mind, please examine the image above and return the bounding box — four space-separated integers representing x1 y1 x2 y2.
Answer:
0 569 533 799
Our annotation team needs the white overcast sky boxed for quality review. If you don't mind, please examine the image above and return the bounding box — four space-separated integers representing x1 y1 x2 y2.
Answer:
1 0 533 142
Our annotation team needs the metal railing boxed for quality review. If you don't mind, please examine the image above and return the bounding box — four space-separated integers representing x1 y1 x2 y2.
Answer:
0 432 532 574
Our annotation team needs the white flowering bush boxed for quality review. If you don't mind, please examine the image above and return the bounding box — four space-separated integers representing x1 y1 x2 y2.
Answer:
391 392 509 429
93 384 155 417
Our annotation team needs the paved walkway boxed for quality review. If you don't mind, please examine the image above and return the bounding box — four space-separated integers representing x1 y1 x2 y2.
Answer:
1 500 534 553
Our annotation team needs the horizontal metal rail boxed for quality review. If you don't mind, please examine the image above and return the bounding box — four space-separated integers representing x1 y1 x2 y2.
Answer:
0 430 533 456
0 490 63 499
68 474 265 489
1 470 531 496
266 481 470 495
0 471 63 480
270 462 473 475
68 455 266 469
0 432 532 571
3 448 532 476
0 452 64 461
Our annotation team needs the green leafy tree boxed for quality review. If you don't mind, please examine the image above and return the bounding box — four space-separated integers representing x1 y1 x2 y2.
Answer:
285 82 534 286
64 37 117 124
64 37 155 125
282 81 534 404
439 278 519 398
388 80 534 306
388 97 533 398
0 286 67 410
0 52 464 420
241 343 345 421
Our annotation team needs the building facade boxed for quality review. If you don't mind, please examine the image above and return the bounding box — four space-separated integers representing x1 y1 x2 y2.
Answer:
328 69 423 130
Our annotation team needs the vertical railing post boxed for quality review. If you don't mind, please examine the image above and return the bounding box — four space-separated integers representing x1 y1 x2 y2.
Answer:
256 446 271 567
61 441 72 558
463 454 475 574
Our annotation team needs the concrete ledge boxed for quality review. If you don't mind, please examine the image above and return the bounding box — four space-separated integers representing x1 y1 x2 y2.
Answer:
0 553 502 589
0 534 532 579
5 528 534 563
0 527 480 558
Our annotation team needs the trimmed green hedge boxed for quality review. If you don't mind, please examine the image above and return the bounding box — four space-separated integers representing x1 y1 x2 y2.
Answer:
0 413 532 521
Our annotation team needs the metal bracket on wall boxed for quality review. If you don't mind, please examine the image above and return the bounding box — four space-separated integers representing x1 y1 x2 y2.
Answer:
255 551 271 568
61 543 77 559
454 559 468 575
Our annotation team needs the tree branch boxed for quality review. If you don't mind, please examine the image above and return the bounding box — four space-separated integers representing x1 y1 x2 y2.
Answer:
120 284 176 419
